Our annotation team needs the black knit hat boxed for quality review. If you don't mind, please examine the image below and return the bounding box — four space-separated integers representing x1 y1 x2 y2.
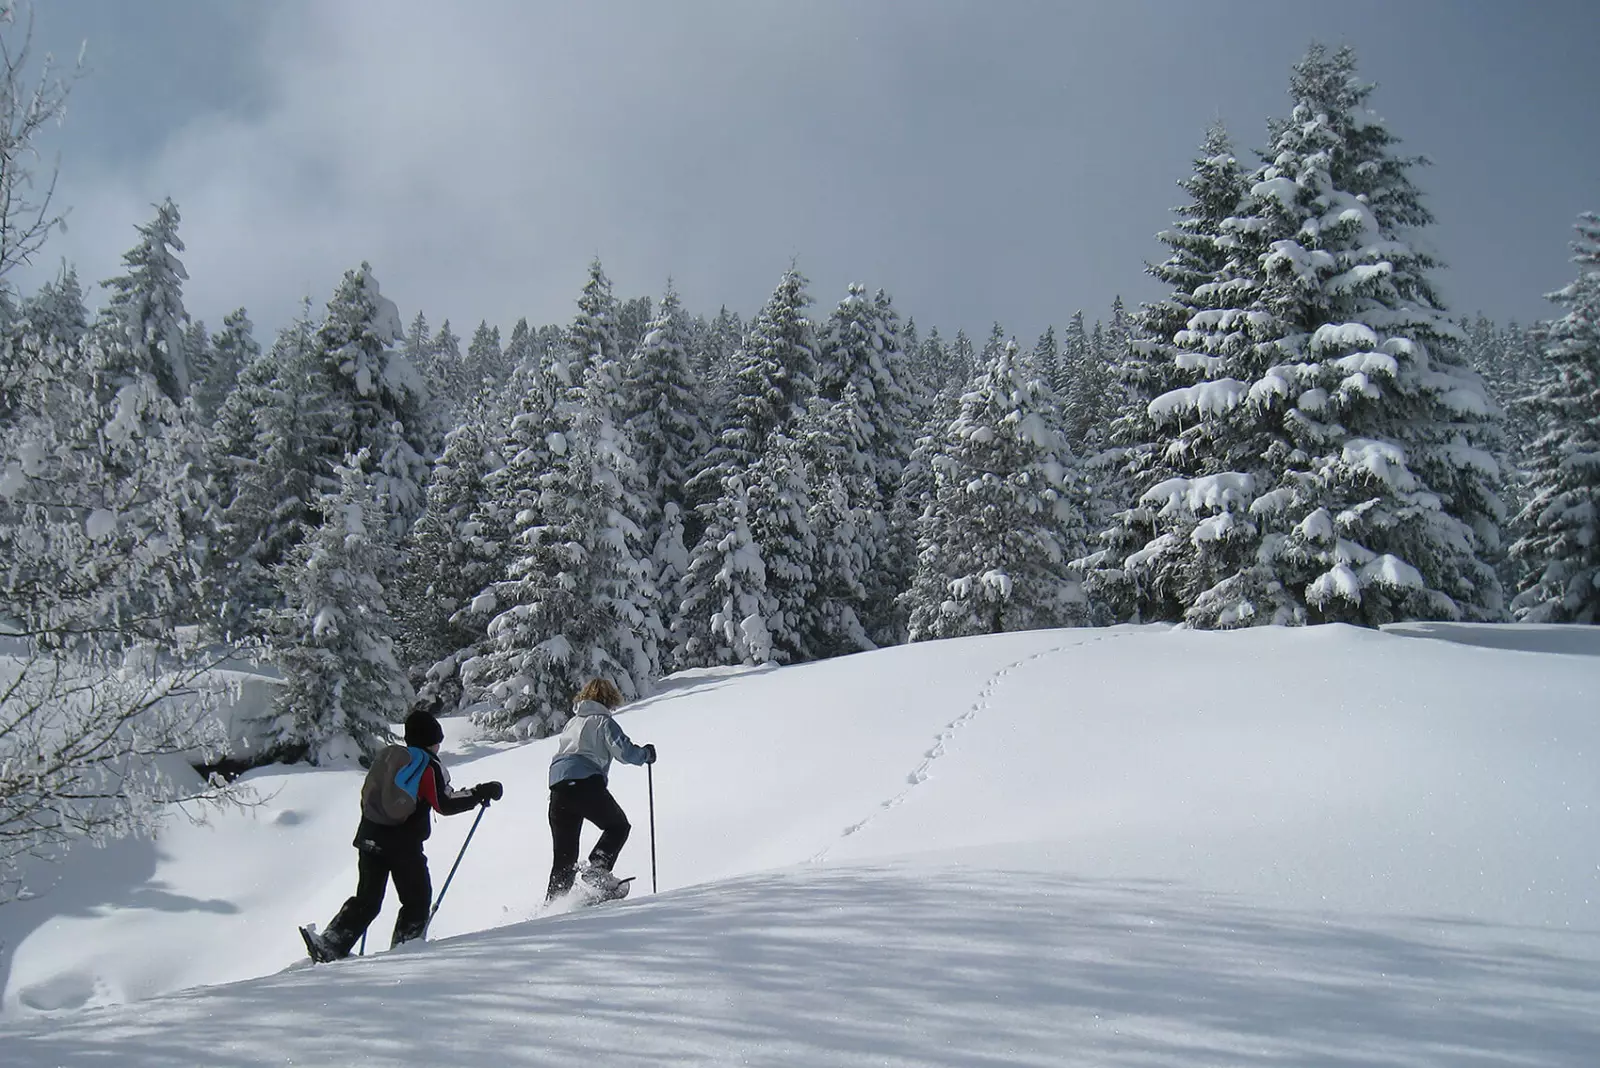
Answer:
404 709 444 748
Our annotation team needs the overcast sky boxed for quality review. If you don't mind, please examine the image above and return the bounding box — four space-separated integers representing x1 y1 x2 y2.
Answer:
17 0 1600 347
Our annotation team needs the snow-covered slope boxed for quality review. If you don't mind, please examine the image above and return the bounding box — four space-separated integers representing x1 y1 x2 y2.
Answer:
2 623 1597 1066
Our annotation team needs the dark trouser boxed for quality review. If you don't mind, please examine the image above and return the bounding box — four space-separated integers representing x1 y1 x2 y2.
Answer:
324 843 433 956
546 775 630 901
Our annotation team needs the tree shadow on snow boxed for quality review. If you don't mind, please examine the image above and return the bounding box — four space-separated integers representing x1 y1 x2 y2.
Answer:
5 865 1598 1066
0 840 237 1013
1384 621 1600 657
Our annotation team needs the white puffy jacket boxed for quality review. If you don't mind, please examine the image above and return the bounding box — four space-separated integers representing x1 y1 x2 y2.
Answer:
548 699 651 786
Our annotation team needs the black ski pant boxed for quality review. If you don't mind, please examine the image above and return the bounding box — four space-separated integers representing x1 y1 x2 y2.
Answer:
324 842 433 955
546 775 630 900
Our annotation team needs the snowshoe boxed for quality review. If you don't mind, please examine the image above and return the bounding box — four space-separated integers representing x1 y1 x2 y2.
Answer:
578 866 635 904
299 924 340 964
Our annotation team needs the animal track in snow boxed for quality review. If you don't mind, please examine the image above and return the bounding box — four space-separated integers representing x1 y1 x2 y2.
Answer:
810 632 1127 863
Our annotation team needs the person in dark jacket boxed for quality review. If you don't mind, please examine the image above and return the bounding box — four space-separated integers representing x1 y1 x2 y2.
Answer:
302 707 503 961
545 678 656 903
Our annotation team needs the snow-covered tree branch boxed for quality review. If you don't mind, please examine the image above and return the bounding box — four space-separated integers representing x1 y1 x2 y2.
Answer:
0 639 246 903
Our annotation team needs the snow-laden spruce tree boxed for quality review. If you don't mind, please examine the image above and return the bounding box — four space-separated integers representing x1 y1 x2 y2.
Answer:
205 309 331 641
443 376 561 717
314 263 434 539
98 198 191 405
395 415 503 694
464 320 505 401
688 269 817 505
617 295 654 364
423 318 463 408
1 328 206 647
796 384 874 657
1087 124 1250 622
814 285 917 475
13 263 88 368
401 309 432 373
569 260 623 412
1107 45 1503 628
1509 213 1600 623
672 471 776 668
907 325 970 399
651 500 691 619
693 304 745 418
621 284 710 544
459 281 663 738
504 316 534 373
263 452 410 764
809 284 918 647
904 339 1090 639
746 433 816 663
570 346 665 693
190 308 256 421
1058 312 1096 449
461 409 660 737
4 265 88 427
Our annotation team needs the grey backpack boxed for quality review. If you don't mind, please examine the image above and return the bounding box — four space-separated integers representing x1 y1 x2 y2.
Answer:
361 745 430 826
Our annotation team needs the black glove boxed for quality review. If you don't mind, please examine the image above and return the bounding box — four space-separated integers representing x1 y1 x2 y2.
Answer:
642 744 657 765
473 781 503 804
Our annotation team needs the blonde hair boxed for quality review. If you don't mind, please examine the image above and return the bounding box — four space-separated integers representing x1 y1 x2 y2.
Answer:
575 678 624 709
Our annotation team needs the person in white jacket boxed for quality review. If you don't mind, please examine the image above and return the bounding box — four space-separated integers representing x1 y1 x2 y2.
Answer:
545 678 656 902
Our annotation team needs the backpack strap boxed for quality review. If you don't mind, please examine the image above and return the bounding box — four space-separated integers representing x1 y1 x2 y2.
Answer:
395 747 431 798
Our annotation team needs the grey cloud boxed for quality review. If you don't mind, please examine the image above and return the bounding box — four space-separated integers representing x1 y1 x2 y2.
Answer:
17 0 1600 345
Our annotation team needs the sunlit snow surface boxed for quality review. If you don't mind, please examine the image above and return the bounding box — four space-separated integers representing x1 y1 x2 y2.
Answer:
2 623 1597 1066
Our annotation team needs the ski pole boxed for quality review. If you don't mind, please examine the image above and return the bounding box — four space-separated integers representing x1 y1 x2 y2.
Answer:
648 761 657 894
428 801 488 928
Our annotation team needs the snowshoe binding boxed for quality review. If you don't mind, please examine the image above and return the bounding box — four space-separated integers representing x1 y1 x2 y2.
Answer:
299 924 340 964
578 865 634 904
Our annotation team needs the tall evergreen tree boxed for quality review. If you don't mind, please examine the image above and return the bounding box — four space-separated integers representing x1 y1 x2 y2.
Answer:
1 325 204 648
672 471 775 668
98 198 191 404
688 269 816 503
1059 312 1093 446
263 452 410 764
313 263 433 539
812 285 916 499
728 268 816 448
1089 124 1250 621
1030 326 1059 390
192 308 256 420
505 317 535 377
696 304 745 413
746 433 816 663
616 295 653 363
621 283 710 536
1509 212 1600 623
904 340 1089 639
6 265 89 425
797 394 875 656
396 415 503 692
464 320 505 401
448 379 564 717
402 310 432 380
1099 44 1503 628
426 319 465 410
461 273 662 737
570 259 623 408
206 309 332 640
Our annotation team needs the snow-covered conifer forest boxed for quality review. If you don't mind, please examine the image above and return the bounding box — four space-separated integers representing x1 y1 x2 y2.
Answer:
0 15 1596 905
